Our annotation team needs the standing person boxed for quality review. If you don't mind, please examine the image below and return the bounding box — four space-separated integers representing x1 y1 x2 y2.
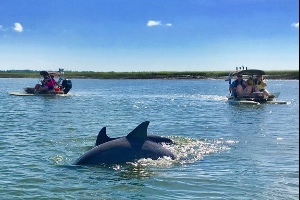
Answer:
254 75 270 96
230 74 252 97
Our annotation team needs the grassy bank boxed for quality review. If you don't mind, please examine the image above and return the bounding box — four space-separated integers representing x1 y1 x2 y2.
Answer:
0 70 298 80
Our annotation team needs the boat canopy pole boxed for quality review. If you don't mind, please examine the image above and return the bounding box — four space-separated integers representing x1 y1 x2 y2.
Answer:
57 68 65 85
228 72 232 94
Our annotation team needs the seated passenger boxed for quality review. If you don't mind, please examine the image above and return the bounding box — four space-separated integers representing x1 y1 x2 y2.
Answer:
45 75 57 90
254 75 270 96
246 77 255 91
230 74 252 97
35 75 57 92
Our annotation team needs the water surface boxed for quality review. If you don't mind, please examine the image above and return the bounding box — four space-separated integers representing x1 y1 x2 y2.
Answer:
0 78 298 199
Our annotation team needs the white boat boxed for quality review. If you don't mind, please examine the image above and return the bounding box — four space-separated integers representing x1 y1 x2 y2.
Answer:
9 68 72 96
225 67 287 105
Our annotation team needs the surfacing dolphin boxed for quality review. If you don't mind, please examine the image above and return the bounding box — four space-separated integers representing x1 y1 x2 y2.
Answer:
73 121 175 165
94 127 174 147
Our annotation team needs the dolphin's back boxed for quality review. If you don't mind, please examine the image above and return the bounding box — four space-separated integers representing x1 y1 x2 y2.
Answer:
74 138 175 165
74 138 134 165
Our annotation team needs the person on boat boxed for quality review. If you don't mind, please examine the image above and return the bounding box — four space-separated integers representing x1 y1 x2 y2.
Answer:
230 74 252 97
253 75 270 96
35 74 57 92
48 75 58 89
246 76 254 88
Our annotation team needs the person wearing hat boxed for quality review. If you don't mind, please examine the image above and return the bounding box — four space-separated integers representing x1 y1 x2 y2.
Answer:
230 74 252 97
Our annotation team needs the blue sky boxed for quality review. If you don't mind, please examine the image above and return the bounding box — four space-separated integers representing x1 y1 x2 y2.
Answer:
0 0 298 72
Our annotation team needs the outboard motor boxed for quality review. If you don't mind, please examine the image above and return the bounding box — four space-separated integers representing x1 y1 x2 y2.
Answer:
62 79 72 94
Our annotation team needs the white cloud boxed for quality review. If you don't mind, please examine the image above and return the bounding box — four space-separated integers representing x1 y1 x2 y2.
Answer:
0 25 3 31
147 20 161 27
14 22 23 32
291 22 299 28
147 20 172 27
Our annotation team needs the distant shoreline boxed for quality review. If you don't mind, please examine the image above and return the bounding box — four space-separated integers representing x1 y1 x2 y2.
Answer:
0 70 298 80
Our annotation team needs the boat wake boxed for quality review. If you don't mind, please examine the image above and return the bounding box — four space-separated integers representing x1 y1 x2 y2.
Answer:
124 136 235 167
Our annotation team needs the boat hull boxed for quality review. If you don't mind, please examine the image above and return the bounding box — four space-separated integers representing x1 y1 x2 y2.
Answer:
9 92 70 96
227 96 287 105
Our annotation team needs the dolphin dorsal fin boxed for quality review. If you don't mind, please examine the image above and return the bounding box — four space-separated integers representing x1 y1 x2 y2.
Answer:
126 121 150 141
95 127 111 146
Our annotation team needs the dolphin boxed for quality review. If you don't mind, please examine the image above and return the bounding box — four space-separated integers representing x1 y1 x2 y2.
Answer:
94 127 174 146
73 121 175 165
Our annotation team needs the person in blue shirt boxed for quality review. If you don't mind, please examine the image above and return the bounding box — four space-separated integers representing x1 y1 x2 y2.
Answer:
230 74 252 97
